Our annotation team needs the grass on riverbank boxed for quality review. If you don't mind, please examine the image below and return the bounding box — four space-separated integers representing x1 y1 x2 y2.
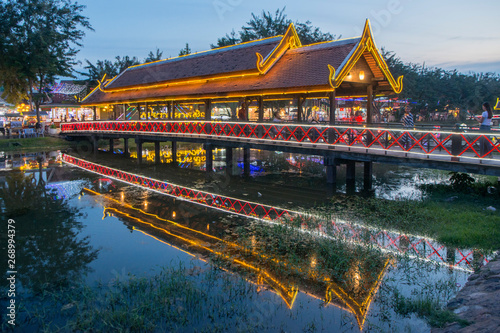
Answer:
327 180 500 251
0 136 73 152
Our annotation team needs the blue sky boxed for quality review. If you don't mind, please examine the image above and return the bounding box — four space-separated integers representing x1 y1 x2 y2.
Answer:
76 0 500 74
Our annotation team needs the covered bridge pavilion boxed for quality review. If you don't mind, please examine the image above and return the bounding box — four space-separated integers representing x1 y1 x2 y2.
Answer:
82 20 403 125
77 20 404 191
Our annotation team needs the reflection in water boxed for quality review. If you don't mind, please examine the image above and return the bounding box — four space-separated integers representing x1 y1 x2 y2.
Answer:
0 171 99 294
64 154 491 272
84 187 391 330
131 147 207 168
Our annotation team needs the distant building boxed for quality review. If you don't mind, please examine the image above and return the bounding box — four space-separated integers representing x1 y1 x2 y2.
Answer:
40 81 93 122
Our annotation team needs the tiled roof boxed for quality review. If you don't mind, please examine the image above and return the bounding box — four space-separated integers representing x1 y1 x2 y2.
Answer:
83 39 360 104
105 37 282 89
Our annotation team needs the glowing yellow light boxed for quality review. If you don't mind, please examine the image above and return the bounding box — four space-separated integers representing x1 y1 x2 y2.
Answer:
359 71 365 80
172 211 176 219
206 224 210 231
310 256 317 269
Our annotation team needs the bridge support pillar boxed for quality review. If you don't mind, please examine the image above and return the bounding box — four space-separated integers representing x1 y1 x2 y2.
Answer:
91 135 98 156
243 147 250 177
363 161 373 191
205 143 213 174
109 139 114 154
346 160 356 195
325 155 337 194
225 147 234 176
136 139 143 165
123 138 129 156
171 141 177 165
154 141 161 165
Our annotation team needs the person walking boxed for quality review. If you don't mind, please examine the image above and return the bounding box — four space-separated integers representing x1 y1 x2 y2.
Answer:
471 102 493 157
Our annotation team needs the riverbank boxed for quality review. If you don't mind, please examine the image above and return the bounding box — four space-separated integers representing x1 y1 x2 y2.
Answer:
326 191 500 252
0 136 73 152
431 253 500 332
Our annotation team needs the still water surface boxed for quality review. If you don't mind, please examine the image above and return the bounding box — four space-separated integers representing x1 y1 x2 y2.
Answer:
0 149 484 332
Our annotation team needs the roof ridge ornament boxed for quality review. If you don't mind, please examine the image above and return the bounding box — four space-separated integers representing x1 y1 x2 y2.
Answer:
97 74 108 92
256 23 302 74
329 19 403 94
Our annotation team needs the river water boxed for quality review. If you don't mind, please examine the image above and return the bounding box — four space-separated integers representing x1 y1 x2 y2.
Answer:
0 147 490 332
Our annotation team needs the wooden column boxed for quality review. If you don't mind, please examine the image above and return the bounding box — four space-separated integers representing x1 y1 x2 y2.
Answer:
205 100 212 120
123 104 128 120
329 91 336 125
136 139 143 165
258 96 264 122
154 141 160 165
366 85 374 145
225 147 233 176
137 103 141 120
93 106 97 121
258 96 264 138
109 139 114 154
172 102 176 120
145 102 149 120
366 84 373 125
243 147 250 177
328 90 336 144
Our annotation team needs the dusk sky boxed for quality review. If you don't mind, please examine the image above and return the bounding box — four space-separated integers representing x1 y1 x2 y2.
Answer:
77 0 500 75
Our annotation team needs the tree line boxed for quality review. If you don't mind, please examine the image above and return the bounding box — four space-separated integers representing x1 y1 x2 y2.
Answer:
384 49 500 116
1 3 498 122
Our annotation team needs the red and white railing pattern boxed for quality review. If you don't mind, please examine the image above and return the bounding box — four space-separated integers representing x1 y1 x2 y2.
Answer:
61 120 499 159
62 154 292 221
62 153 491 271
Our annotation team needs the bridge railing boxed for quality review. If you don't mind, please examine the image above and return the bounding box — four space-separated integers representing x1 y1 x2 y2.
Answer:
61 121 499 159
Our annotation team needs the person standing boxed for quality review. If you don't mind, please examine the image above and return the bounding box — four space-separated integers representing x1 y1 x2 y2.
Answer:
270 111 282 139
471 102 493 156
401 106 414 149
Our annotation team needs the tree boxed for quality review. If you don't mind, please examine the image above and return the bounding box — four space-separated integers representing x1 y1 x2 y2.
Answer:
83 59 119 86
145 48 163 63
211 8 337 48
179 43 191 56
382 49 500 118
0 0 92 125
82 53 156 87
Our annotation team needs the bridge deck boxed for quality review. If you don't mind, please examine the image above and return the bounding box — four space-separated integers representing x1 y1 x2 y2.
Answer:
61 120 500 175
